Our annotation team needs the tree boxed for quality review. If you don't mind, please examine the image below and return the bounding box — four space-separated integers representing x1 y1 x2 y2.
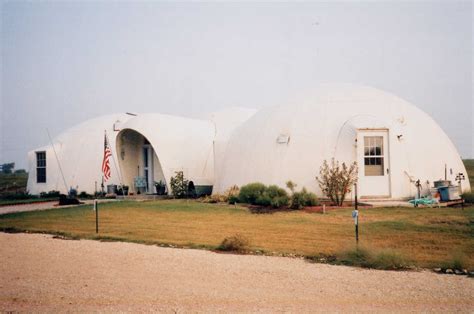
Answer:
316 158 358 206
1 162 15 174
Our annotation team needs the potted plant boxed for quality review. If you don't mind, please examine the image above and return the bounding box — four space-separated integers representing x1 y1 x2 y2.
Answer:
122 185 129 196
154 180 166 195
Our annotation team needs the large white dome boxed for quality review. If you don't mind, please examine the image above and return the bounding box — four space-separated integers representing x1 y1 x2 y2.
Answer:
215 84 470 199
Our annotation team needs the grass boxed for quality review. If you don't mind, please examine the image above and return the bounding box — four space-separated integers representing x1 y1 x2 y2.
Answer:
0 199 473 270
0 197 58 206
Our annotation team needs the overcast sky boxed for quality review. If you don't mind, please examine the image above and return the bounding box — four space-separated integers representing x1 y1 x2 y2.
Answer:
1 1 473 169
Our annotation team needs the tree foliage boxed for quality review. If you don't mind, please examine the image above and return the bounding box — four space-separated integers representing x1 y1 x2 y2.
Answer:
1 163 15 174
316 158 358 206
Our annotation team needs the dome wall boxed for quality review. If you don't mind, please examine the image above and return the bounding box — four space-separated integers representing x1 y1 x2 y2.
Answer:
26 113 131 194
215 85 470 199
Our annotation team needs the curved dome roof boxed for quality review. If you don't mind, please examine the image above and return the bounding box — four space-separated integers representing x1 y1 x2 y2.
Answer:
215 85 470 198
27 113 132 194
117 113 215 187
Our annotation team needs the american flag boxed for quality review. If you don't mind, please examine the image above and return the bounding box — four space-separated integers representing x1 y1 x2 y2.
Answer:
102 133 112 181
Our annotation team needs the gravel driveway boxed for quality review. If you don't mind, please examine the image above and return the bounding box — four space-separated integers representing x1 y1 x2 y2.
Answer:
0 233 472 312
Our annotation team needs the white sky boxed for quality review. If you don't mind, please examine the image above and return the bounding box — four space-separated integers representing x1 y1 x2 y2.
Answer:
1 1 473 169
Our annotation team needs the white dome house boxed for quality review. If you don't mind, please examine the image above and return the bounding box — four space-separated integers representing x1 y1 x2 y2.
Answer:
215 85 470 199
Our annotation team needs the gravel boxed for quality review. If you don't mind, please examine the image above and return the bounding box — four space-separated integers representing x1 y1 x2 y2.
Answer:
0 232 472 312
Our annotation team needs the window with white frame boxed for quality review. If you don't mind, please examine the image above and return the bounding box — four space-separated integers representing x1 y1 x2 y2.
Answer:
36 151 46 183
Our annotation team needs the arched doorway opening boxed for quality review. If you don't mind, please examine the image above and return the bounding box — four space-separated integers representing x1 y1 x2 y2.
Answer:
116 129 166 194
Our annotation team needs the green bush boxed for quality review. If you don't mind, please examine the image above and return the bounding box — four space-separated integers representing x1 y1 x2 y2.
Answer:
228 195 239 205
238 183 289 208
78 191 93 199
290 188 319 209
462 192 474 204
267 185 288 199
217 234 250 252
0 192 34 200
40 190 60 198
170 171 189 198
271 195 289 208
255 194 272 207
238 183 267 204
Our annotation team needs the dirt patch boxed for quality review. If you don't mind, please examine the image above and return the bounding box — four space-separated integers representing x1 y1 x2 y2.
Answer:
0 232 472 312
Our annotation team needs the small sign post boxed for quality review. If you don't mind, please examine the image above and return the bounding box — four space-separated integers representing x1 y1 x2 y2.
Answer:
352 209 359 243
94 199 99 234
352 183 359 244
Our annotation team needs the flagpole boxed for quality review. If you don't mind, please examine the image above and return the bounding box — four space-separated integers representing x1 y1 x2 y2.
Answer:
46 128 69 194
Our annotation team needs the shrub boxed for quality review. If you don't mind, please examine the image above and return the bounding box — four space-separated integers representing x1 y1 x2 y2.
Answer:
270 195 289 208
217 234 250 252
302 188 318 206
267 185 288 199
289 187 319 209
40 190 60 198
255 194 272 207
0 191 33 200
316 158 358 206
228 195 239 205
170 171 189 198
78 191 92 199
238 183 267 204
462 192 474 204
238 183 290 208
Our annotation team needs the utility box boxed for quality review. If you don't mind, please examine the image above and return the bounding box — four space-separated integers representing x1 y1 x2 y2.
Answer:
438 186 461 201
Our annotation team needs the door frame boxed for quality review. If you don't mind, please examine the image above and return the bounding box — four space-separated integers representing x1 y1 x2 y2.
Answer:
142 144 154 193
357 128 392 198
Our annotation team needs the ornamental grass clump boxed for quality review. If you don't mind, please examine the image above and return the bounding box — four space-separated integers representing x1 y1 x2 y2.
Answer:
217 234 251 253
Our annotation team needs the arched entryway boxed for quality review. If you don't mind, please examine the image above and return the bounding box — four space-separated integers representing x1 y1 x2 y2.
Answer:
116 129 167 194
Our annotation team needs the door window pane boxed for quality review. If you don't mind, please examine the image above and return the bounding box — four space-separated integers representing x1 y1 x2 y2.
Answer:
363 136 384 176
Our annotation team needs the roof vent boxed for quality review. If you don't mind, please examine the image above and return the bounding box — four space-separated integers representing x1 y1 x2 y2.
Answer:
276 134 290 144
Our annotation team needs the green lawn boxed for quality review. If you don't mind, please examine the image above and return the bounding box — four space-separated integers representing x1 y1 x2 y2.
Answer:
1 199 472 269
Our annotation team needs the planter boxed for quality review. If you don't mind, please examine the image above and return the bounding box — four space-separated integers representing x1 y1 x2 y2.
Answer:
155 185 166 195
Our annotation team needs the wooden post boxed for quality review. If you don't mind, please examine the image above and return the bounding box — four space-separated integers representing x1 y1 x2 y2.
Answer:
94 199 99 234
354 183 359 244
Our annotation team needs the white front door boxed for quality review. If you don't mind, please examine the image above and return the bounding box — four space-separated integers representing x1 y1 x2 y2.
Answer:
357 130 391 198
143 145 154 193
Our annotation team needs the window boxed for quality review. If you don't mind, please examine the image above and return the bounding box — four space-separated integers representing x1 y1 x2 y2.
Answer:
36 151 46 183
364 136 384 176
